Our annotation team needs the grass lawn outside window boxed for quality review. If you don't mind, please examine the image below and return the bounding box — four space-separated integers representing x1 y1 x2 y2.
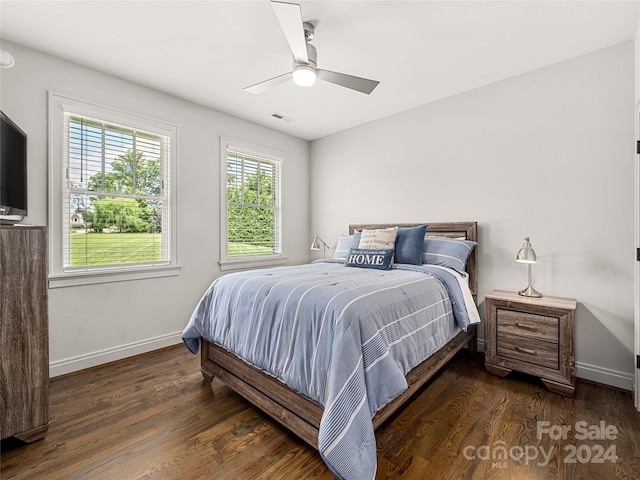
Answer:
70 232 271 266
69 232 162 267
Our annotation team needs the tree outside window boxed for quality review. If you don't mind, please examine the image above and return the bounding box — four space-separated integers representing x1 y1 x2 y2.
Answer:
224 145 282 260
65 115 170 269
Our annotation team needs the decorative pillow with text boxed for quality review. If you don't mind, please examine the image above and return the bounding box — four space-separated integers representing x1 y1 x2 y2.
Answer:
346 248 394 270
358 227 398 250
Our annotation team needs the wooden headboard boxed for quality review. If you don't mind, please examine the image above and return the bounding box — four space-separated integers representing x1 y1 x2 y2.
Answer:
348 222 478 303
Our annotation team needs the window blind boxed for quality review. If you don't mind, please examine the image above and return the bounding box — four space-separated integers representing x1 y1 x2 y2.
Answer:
63 113 171 270
225 148 282 258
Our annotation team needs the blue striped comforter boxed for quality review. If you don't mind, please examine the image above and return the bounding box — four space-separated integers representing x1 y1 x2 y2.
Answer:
182 261 479 480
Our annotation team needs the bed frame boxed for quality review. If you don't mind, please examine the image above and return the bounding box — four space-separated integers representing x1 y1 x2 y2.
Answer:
200 221 478 448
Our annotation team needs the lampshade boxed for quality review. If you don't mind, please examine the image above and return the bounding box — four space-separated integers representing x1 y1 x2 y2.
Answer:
292 64 316 87
310 235 322 250
310 234 330 250
516 237 537 264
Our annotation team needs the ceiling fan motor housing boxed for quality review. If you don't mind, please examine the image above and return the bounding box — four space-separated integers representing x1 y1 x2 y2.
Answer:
295 43 317 70
292 42 317 86
303 22 315 41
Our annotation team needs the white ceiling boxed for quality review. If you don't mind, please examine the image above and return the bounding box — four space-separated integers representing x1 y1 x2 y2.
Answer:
1 1 638 140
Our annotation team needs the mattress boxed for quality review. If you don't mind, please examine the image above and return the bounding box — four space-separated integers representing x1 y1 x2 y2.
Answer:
182 260 479 480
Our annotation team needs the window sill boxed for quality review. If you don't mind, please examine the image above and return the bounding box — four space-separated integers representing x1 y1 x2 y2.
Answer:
219 256 287 272
49 264 182 288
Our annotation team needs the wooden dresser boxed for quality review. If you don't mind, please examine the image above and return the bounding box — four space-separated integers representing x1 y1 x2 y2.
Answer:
0 225 49 441
484 290 577 396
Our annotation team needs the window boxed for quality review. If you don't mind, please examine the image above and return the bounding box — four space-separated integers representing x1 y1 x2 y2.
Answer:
220 138 284 270
49 94 178 287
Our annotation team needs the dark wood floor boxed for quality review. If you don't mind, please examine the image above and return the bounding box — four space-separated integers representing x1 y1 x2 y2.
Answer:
2 345 639 479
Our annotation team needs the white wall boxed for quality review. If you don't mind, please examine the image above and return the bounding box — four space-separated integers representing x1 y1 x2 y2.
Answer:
1 38 635 388
0 40 310 376
634 16 640 407
311 41 636 390
636 17 640 106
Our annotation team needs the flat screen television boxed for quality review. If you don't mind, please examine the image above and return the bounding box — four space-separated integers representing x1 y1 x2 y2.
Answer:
0 110 27 224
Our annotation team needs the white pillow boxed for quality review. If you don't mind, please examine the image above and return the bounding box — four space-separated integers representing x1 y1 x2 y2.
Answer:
358 226 398 250
333 235 354 259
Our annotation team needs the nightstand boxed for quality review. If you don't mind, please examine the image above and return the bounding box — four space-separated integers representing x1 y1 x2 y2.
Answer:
484 290 577 396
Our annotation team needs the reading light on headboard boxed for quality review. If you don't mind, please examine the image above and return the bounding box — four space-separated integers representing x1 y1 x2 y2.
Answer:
516 237 543 298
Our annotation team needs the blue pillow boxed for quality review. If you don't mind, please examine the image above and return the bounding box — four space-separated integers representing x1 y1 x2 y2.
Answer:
333 235 354 259
422 236 476 272
394 225 428 265
351 231 361 249
346 248 394 270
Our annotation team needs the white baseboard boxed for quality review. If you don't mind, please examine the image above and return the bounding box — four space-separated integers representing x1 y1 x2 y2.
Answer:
50 331 183 378
49 334 634 392
576 361 634 391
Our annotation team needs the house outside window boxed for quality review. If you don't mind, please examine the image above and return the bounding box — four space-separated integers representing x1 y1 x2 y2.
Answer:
220 137 284 270
48 94 179 287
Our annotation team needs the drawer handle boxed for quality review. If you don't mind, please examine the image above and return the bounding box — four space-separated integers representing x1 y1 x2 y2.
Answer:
515 346 537 355
516 322 538 332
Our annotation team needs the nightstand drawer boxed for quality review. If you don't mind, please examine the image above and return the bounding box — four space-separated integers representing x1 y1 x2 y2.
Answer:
497 333 559 369
496 308 559 344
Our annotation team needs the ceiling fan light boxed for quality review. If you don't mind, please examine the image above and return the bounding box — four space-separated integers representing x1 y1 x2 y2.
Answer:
292 65 316 87
0 49 15 68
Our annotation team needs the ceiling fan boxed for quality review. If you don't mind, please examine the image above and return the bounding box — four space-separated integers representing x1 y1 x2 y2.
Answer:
244 1 380 95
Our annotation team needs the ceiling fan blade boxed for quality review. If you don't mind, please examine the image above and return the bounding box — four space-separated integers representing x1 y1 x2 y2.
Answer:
244 72 292 94
271 1 308 63
317 69 380 95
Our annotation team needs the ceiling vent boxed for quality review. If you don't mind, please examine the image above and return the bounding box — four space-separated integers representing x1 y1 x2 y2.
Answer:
272 113 294 123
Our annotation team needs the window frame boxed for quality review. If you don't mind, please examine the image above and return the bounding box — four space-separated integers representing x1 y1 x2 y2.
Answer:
48 92 180 288
219 137 285 271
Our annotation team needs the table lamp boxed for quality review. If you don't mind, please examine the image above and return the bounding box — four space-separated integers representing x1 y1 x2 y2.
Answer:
310 234 330 258
516 237 542 298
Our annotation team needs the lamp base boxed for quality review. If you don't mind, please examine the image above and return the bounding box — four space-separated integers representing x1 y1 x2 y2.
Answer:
519 285 543 298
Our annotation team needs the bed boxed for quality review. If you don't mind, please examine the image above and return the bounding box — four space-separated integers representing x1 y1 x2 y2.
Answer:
182 222 479 480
